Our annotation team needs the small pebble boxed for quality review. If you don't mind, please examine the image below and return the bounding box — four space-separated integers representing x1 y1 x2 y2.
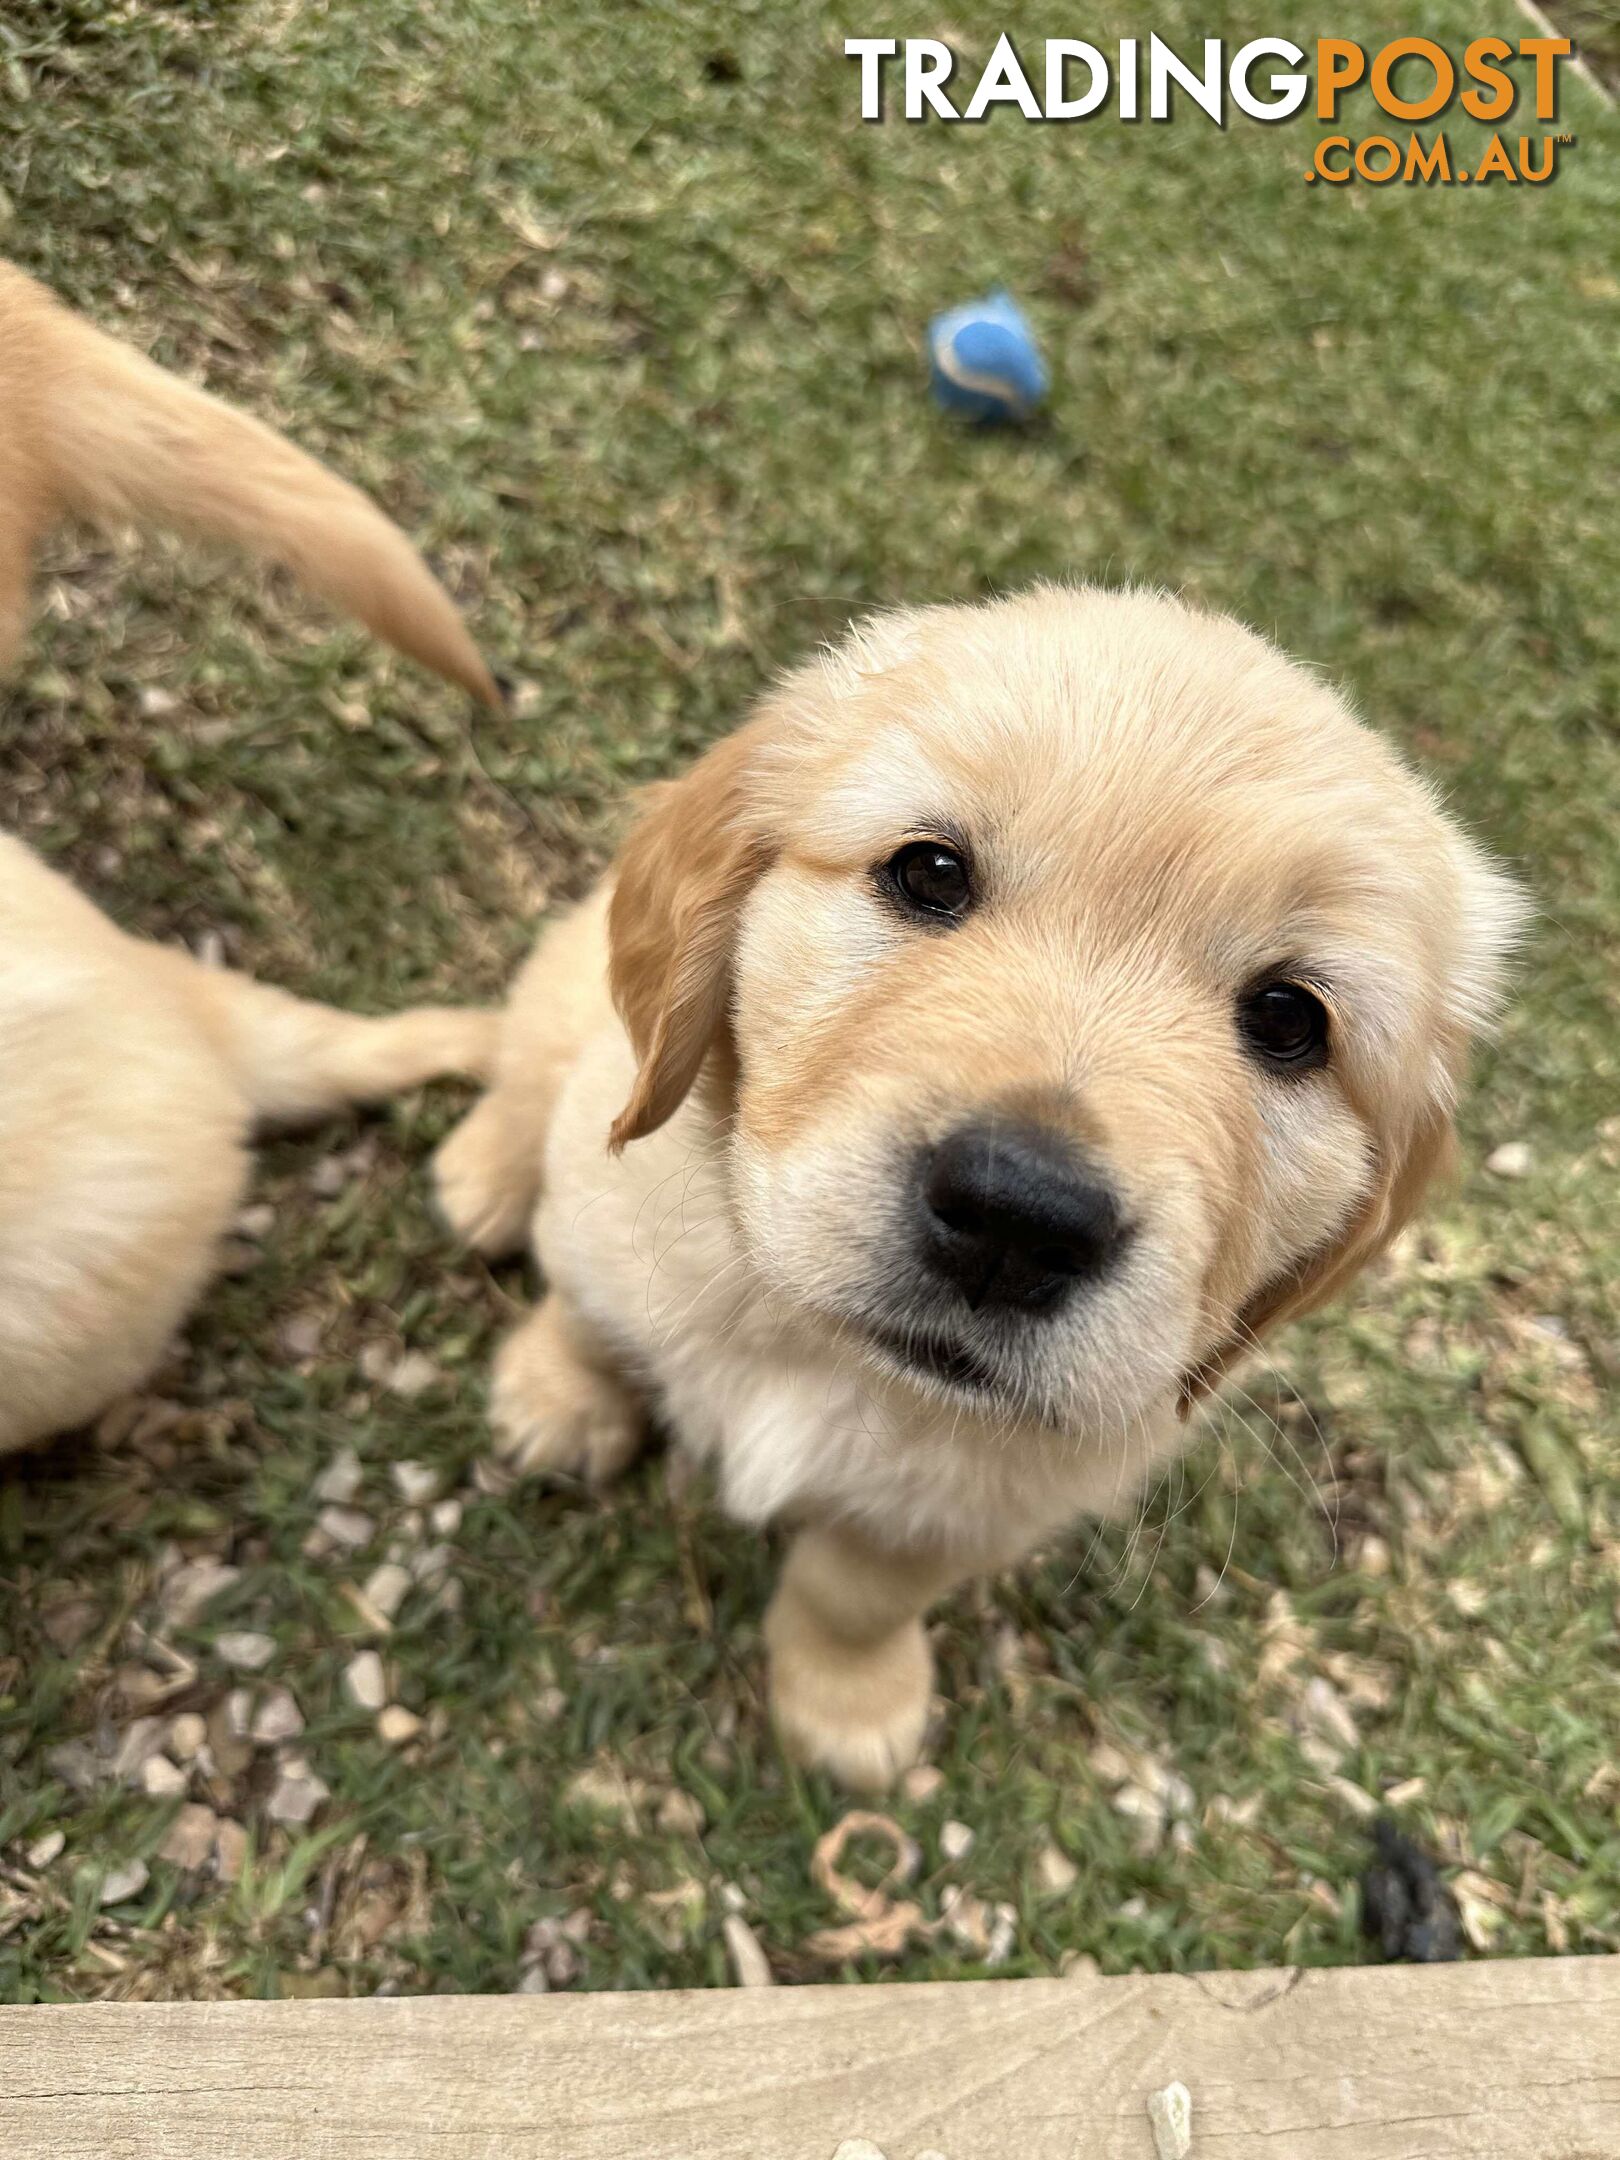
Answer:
267 1763 329 1828
140 1754 188 1797
234 1202 276 1241
985 1902 1017 1965
363 1562 413 1619
358 1343 395 1385
410 1543 453 1586
1147 2080 1193 2160
377 1704 423 1746
344 1652 387 1712
391 1460 442 1505
47 1740 104 1794
99 1859 150 1906
1036 1840 1079 1896
901 1764 945 1803
1089 1739 1133 1783
314 1448 364 1505
1152 1764 1197 1819
655 1789 706 1837
162 1560 241 1626
939 1820 975 1862
722 1913 774 1987
1486 1140 1533 1180
309 1154 349 1198
160 1803 220 1871
430 1498 464 1536
387 1352 440 1400
112 1661 173 1712
1327 1775 1380 1821
112 1716 168 1782
1112 1783 1167 1852
168 1712 208 1761
1301 1675 1360 1755
280 1312 326 1361
26 1830 65 1869
216 1631 275 1672
1357 1535 1392 1577
317 1505 375 1550
214 1819 249 1883
222 1687 256 1740
250 1687 305 1746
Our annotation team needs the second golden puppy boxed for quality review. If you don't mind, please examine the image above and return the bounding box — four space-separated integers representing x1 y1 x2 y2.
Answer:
0 258 500 1455
439 586 1522 1789
0 835 493 1456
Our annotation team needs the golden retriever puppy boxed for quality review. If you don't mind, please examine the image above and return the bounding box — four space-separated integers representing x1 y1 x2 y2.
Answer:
437 586 1522 1790
0 258 498 700
0 831 494 1454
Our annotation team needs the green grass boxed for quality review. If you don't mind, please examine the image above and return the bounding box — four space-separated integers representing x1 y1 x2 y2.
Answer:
1549 2 1620 89
1 0 1617 2000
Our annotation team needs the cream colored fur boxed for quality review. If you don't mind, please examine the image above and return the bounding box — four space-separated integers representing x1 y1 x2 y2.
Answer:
0 833 494 1455
0 259 500 1454
438 586 1524 1790
0 259 499 700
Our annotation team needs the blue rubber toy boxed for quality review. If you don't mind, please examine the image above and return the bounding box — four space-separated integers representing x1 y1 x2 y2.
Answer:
927 290 1047 423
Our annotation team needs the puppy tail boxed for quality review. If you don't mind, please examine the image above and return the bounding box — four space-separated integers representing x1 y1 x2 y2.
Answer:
24 267 501 704
197 968 498 1128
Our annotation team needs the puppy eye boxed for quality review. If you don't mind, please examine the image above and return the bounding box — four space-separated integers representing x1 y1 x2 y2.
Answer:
883 840 973 921
1238 981 1330 1072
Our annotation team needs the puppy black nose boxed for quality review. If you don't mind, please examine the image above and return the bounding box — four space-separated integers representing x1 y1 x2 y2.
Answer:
917 1123 1127 1314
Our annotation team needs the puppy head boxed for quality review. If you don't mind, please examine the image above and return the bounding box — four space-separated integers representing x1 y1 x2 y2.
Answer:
608 587 1523 1440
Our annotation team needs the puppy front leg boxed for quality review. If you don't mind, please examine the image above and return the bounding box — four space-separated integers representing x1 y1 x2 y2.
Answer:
764 1524 972 1793
491 1296 644 1487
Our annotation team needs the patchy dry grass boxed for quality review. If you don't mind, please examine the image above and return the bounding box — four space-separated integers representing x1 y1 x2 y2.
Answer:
1546 3 1620 95
1 0 1617 2000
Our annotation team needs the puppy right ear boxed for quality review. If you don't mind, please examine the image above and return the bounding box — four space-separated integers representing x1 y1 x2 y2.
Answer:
607 720 774 1150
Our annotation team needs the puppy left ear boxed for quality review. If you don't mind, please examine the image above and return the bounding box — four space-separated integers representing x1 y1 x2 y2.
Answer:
1179 1102 1456 1413
607 718 774 1151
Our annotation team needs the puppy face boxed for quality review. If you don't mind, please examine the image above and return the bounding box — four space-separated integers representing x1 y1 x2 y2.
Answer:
609 588 1521 1441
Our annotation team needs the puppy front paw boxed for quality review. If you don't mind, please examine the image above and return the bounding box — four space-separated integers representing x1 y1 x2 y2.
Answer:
489 1309 642 1487
765 1612 933 1793
433 1098 536 1260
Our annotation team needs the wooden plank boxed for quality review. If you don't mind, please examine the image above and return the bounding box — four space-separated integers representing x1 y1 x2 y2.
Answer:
3 1960 1618 2159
